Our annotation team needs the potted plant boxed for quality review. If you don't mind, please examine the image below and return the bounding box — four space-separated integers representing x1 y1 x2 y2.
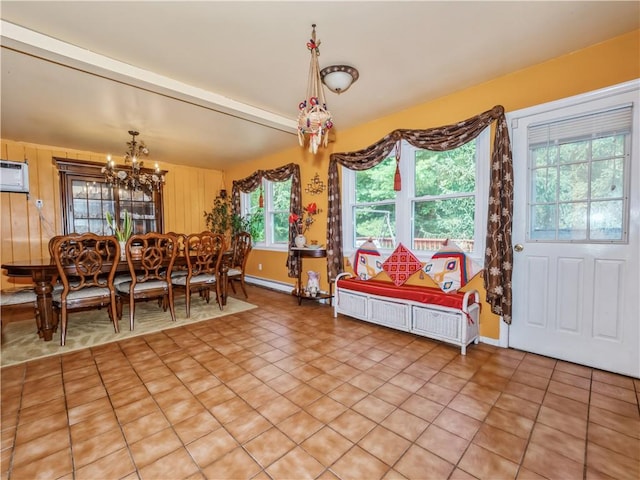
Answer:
106 210 132 258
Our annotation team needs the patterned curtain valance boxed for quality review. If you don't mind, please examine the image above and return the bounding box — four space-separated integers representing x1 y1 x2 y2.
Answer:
327 105 514 323
231 163 302 278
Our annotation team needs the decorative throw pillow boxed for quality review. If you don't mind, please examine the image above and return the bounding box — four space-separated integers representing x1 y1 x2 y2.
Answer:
350 240 383 280
381 243 423 286
423 239 482 293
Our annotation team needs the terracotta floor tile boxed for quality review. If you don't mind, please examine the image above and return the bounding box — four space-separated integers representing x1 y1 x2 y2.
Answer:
301 426 353 466
161 396 206 424
484 406 535 439
589 405 640 439
209 396 253 424
588 422 640 460
458 443 519 480
9 446 73 480
352 395 396 423
416 424 469 465
388 372 426 393
74 447 135 480
266 445 326 479
551 369 592 390
359 425 411 466
373 382 414 406
122 410 171 444
538 405 588 440
305 395 348 423
522 442 584 479
284 383 324 407
277 410 324 444
432 408 482 440
543 391 589 419
202 446 262 479
474 423 528 464
266 372 304 394
590 391 640 418
328 382 368 407
225 410 272 444
380 409 430 442
67 396 114 425
510 370 551 390
591 380 637 404
255 395 301 424
14 410 68 445
548 379 590 404
128 427 182 468
186 427 238 468
196 384 236 409
73 426 128 469
503 381 545 404
395 444 455 480
592 370 635 389
239 383 281 409
429 371 468 392
493 392 540 421
448 392 493 421
554 361 592 379
329 409 377 443
245 427 296 468
114 396 160 425
459 381 501 405
138 447 200 480
11 427 70 468
586 443 639 480
529 423 586 464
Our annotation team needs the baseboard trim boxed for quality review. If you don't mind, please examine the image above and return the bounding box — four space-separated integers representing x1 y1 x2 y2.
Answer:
245 275 294 294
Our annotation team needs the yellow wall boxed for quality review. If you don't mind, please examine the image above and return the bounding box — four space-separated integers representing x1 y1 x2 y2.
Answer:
1 30 638 338
0 141 224 289
226 29 640 339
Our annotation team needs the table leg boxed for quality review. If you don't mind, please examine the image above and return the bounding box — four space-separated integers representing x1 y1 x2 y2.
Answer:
32 272 55 341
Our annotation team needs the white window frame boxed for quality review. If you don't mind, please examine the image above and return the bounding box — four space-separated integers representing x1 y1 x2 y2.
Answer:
240 178 291 251
342 128 490 264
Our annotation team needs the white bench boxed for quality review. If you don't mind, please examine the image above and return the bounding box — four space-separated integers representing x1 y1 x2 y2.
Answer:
334 273 480 354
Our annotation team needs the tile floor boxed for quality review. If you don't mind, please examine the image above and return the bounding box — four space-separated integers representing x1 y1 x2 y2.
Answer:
1 285 639 480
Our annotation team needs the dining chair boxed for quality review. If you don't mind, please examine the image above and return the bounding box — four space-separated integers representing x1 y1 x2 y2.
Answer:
172 231 226 316
227 231 252 298
51 233 120 346
116 232 177 330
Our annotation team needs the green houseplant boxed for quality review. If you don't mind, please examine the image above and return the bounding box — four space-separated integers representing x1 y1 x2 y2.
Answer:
205 196 263 242
106 210 132 242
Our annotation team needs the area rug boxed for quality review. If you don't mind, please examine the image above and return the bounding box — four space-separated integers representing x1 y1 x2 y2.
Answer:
1 297 257 367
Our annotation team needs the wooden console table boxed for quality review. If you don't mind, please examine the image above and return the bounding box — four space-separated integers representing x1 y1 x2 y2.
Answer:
291 247 332 306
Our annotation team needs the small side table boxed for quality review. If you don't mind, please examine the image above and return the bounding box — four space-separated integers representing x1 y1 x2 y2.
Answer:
291 247 332 305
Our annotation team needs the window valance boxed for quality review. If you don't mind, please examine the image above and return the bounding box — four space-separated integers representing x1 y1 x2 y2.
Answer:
327 106 514 323
232 163 302 278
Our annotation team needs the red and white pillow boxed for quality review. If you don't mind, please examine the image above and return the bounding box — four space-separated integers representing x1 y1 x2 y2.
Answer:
423 240 482 293
381 243 423 286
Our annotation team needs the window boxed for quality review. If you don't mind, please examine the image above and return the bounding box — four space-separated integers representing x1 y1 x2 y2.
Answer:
527 106 632 242
241 178 291 248
56 158 164 235
343 130 489 259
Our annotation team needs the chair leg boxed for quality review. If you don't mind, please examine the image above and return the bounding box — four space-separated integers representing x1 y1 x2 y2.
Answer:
239 276 248 298
229 280 237 294
129 297 136 331
168 290 176 322
185 288 191 318
60 305 68 346
110 297 119 334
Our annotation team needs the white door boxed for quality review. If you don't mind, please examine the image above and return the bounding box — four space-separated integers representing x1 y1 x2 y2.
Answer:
509 82 639 378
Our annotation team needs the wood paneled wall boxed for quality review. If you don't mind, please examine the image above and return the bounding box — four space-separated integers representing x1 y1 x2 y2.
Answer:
0 140 222 289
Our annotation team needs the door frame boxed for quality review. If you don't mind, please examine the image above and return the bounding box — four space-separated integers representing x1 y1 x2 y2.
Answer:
502 78 640 349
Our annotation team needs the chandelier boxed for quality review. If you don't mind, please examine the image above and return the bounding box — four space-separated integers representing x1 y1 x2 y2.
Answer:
102 130 164 195
297 24 333 154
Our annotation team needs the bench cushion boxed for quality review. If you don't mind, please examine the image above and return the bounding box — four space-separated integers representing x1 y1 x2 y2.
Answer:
337 278 475 310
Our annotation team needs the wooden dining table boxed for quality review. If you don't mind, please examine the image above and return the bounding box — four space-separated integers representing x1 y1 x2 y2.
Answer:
2 253 231 342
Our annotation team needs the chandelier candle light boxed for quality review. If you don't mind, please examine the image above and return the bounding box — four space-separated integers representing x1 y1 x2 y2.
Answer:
297 24 333 154
103 130 165 195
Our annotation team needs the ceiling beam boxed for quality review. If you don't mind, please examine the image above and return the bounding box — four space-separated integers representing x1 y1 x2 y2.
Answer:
0 20 298 134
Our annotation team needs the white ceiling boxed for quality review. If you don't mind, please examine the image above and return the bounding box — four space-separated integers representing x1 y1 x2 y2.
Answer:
1 1 638 170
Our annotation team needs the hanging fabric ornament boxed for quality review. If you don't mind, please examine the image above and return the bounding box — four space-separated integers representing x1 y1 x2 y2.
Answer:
393 158 401 191
297 24 333 154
